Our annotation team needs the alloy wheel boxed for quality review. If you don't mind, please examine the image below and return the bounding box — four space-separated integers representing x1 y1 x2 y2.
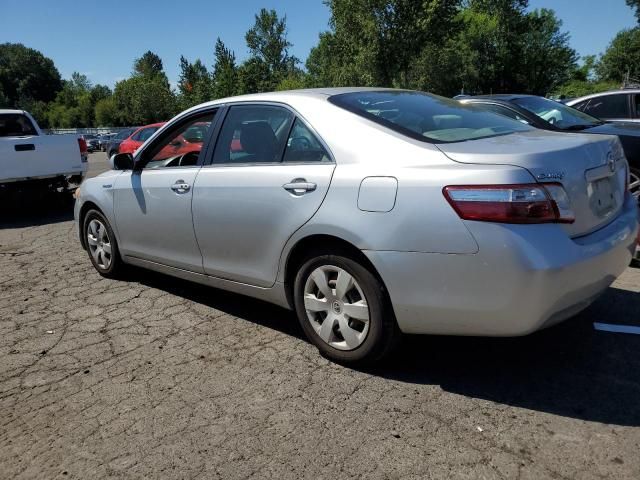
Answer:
630 170 640 201
87 219 112 270
303 265 370 351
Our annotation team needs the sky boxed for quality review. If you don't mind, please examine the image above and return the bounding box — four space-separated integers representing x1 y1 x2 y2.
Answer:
0 0 636 88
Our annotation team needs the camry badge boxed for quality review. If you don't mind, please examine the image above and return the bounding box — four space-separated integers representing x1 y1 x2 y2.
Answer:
537 172 565 180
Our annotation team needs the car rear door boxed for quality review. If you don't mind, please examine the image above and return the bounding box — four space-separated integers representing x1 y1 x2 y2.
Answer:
192 104 335 288
582 93 633 122
113 109 218 272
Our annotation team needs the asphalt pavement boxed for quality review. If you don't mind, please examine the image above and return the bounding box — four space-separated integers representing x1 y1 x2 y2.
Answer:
1 152 639 479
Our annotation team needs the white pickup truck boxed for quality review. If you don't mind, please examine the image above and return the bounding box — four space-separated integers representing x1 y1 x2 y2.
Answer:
0 109 87 192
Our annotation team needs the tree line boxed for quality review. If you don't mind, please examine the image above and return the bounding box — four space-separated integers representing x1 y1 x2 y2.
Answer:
1 0 639 128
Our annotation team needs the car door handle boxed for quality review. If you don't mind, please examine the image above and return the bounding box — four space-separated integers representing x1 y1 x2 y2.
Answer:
171 180 190 193
283 178 317 196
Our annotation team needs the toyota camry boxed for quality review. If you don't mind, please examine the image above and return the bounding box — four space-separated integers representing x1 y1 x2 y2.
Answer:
74 88 639 365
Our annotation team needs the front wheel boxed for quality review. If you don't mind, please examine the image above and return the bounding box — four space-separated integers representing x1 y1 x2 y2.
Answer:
293 253 399 365
83 209 124 278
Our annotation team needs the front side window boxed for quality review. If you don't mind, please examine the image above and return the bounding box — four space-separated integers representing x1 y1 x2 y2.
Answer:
141 112 215 169
213 105 293 164
329 91 531 143
283 119 331 163
583 94 631 119
0 113 37 137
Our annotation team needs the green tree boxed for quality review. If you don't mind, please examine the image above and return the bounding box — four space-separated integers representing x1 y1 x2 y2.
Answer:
627 0 640 22
597 27 640 83
112 51 176 125
177 56 212 109
113 75 176 125
95 97 119 126
211 38 238 98
518 9 577 95
134 50 165 77
0 43 62 108
240 9 299 92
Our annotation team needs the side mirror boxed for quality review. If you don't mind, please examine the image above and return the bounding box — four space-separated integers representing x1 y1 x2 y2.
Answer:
109 152 134 170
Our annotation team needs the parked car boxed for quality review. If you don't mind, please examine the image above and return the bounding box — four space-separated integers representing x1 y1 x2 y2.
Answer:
74 89 638 364
118 123 165 155
566 89 640 123
457 95 640 200
105 128 135 158
98 133 115 151
1 109 87 192
79 134 99 152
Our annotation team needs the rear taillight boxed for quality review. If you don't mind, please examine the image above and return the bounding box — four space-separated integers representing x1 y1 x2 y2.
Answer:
443 183 575 224
78 138 88 156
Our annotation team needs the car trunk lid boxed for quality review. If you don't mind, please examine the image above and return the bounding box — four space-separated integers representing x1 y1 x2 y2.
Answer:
436 130 627 237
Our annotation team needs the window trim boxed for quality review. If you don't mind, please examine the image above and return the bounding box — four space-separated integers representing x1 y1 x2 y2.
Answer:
202 101 335 168
133 107 221 171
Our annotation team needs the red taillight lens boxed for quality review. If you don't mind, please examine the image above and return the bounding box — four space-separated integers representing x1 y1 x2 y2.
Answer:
443 184 575 224
77 138 88 154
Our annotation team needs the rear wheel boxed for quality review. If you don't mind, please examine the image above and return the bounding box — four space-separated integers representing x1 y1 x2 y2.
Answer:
83 210 124 278
630 168 640 202
293 253 399 365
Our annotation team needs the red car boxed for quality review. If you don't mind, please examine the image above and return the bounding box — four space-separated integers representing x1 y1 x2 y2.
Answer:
118 123 165 155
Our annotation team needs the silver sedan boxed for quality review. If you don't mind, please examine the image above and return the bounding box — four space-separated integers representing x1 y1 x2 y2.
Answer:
74 88 639 365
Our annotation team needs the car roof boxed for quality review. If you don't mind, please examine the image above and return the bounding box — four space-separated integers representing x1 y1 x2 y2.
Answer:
567 89 640 104
0 109 27 115
460 94 538 102
179 87 406 115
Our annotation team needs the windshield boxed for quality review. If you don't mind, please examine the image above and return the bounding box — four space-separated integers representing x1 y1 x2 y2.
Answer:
512 97 602 130
329 90 531 143
115 129 133 140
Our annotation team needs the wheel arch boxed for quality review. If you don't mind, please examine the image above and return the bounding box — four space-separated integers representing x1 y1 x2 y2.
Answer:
283 234 391 310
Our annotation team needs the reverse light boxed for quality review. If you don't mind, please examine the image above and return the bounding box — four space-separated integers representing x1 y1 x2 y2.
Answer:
443 183 575 224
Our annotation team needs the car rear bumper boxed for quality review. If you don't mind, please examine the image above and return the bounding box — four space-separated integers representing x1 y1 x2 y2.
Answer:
365 194 639 336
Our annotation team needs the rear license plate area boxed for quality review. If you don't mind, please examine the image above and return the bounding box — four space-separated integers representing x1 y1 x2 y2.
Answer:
591 177 616 216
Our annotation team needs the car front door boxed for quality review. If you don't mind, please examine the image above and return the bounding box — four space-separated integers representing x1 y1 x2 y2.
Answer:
113 110 218 272
192 104 335 287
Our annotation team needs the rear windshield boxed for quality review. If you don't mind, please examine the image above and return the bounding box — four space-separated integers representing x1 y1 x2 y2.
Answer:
0 113 38 137
329 90 531 143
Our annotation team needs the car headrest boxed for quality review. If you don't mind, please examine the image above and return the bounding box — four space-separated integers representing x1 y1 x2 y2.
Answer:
239 122 277 160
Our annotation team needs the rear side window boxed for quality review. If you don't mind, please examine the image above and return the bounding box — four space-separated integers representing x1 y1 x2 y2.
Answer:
283 118 330 163
571 100 589 112
583 94 630 119
0 113 37 137
212 105 293 164
329 91 530 143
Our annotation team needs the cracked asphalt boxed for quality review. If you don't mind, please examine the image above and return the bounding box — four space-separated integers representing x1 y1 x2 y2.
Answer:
1 153 640 479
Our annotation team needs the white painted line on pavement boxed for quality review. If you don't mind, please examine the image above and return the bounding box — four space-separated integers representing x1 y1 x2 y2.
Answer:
593 323 640 335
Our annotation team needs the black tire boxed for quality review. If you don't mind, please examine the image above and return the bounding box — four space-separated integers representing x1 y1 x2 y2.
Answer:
293 252 399 366
82 209 125 279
